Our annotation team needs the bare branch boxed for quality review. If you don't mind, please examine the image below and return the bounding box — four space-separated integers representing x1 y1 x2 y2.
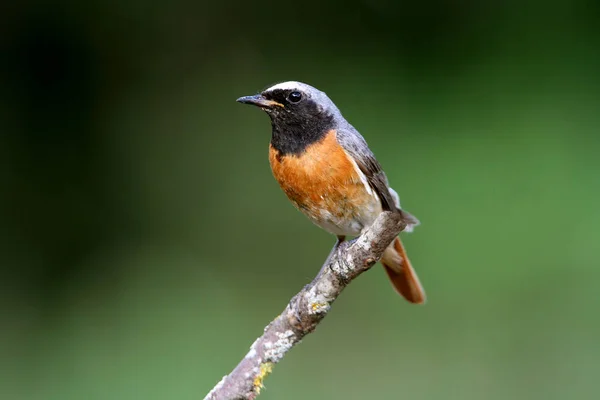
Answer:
204 211 406 400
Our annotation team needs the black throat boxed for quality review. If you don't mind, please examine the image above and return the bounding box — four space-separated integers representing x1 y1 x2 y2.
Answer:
269 109 335 156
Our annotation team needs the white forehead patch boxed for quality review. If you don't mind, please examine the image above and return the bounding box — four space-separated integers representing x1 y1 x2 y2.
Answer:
265 81 307 93
261 80 341 117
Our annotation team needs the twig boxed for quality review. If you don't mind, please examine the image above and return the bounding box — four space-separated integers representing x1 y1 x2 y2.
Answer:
204 211 406 400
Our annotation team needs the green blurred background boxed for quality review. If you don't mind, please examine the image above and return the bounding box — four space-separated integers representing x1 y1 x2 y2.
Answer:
2 1 599 399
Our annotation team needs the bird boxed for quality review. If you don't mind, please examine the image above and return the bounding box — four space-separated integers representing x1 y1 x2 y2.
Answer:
237 81 425 304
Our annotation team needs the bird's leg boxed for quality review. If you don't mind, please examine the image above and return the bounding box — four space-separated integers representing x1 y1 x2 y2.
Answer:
290 236 346 327
319 235 346 275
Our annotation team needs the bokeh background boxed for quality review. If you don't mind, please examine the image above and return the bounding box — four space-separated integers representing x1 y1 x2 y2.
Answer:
2 1 599 399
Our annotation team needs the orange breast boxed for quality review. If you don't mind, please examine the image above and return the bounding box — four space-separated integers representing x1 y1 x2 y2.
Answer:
269 130 375 229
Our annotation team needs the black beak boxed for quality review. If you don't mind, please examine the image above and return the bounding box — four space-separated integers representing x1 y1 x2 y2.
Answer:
236 94 284 109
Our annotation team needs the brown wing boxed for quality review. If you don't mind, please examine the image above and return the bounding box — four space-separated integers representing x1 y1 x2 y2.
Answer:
335 128 398 211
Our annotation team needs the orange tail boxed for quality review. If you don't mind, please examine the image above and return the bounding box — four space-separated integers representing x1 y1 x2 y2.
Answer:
381 237 426 304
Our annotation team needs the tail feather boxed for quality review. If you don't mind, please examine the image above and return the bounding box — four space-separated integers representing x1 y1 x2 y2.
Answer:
381 237 426 304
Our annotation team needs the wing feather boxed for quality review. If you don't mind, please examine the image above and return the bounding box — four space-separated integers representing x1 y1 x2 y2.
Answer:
335 128 397 211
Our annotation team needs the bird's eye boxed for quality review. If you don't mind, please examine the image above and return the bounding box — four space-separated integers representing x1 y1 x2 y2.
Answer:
288 91 303 103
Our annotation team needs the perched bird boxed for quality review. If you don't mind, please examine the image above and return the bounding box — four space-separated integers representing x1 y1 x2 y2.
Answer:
237 81 425 304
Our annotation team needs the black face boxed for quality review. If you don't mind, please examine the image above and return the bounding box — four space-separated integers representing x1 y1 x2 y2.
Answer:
261 88 335 156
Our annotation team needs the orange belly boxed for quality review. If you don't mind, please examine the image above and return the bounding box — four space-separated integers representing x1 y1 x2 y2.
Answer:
269 130 382 236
